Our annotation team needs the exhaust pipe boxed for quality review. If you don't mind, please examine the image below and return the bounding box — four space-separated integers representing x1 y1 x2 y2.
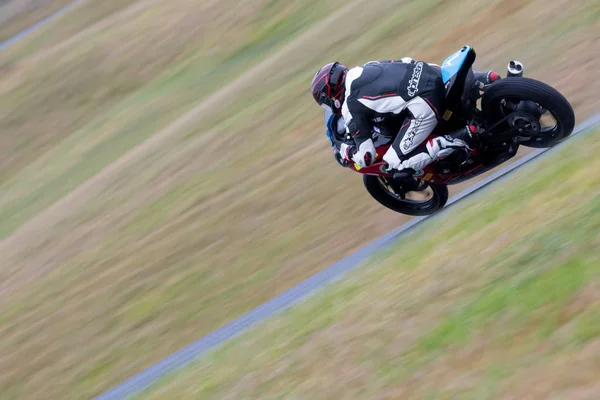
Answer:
507 60 524 77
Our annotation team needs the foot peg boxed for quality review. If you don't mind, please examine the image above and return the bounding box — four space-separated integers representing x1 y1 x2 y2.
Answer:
392 170 415 181
392 171 427 192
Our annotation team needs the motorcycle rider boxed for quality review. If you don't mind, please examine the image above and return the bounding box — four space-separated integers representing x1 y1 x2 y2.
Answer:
311 57 499 175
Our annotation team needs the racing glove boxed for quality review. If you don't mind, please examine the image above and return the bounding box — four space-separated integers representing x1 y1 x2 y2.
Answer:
340 138 376 168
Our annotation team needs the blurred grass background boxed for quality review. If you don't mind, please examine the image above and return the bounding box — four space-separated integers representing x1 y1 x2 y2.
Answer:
0 0 75 43
138 128 600 399
0 0 599 398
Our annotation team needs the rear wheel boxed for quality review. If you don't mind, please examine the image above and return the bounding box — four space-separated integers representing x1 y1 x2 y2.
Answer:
482 77 575 148
363 175 448 216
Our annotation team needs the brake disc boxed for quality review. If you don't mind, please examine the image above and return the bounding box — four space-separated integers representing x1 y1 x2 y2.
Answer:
507 111 541 137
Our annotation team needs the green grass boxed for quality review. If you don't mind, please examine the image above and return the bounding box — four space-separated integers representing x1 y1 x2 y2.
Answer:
137 130 600 399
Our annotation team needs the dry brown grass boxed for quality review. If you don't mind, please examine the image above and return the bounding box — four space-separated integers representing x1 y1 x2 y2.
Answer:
0 0 599 398
0 0 276 184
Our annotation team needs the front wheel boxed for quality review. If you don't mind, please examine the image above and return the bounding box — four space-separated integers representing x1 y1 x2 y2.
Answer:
482 77 575 148
363 175 449 216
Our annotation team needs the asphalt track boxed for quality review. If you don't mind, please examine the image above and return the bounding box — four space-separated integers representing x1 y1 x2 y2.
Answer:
2 7 599 398
95 114 600 399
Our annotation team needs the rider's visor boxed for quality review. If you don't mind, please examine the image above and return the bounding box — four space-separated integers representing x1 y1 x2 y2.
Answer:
319 92 334 108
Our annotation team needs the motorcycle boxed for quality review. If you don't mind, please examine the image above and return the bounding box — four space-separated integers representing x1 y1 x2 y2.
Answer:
341 46 575 216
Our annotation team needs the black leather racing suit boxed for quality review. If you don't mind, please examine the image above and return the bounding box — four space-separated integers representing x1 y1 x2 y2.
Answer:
339 58 449 172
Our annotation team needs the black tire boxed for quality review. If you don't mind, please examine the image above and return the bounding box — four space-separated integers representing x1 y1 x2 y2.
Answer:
363 175 449 216
482 77 575 148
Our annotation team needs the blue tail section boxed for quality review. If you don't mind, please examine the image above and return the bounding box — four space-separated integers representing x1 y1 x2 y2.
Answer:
441 46 472 84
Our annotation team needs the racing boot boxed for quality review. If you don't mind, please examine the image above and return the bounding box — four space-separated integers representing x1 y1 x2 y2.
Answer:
385 125 480 187
445 124 480 149
426 124 480 163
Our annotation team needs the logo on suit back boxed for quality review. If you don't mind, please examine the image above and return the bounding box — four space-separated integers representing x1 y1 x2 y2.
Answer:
407 61 423 97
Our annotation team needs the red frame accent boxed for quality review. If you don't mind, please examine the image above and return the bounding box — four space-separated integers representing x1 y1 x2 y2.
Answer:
362 93 396 100
348 144 485 185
